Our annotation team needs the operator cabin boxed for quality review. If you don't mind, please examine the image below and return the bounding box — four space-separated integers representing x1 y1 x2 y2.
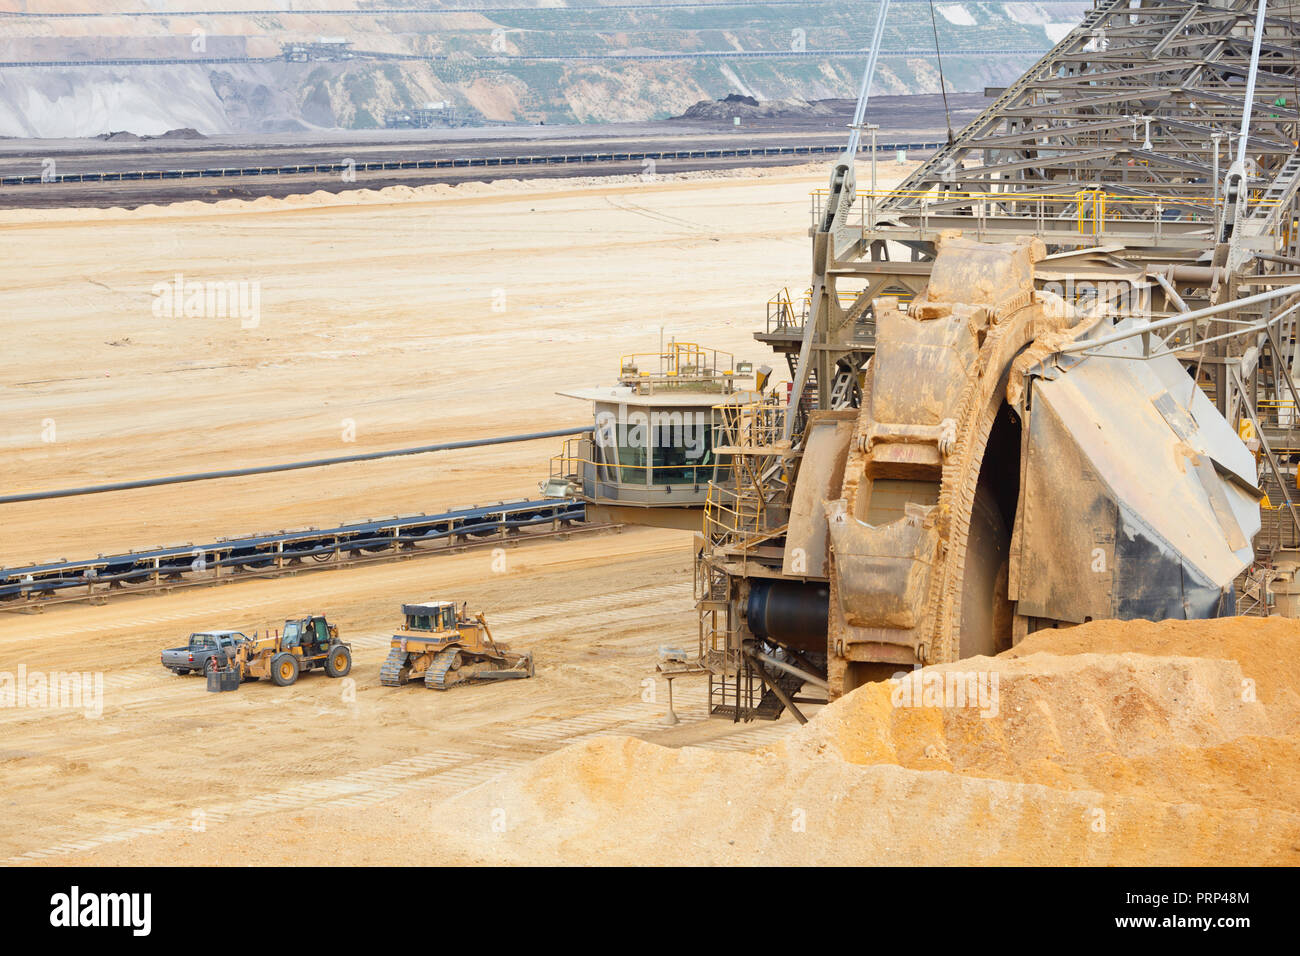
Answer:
548 343 769 530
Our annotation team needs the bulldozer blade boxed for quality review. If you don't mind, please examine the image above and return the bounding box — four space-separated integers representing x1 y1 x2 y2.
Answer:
472 669 531 680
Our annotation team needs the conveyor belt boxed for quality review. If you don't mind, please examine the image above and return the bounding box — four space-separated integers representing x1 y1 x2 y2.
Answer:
0 498 597 608
0 141 947 187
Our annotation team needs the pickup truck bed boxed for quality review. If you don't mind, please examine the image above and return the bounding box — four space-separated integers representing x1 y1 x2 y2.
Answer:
161 630 247 675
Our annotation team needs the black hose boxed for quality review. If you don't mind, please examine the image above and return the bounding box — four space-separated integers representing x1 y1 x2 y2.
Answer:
1 426 590 505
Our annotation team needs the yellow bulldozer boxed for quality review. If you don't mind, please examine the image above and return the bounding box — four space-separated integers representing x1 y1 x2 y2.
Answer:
379 600 533 690
226 614 353 687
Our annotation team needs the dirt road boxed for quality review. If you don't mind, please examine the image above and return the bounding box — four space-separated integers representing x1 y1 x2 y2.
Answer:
0 527 821 864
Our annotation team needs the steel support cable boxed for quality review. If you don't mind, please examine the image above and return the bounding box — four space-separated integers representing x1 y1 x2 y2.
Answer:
927 0 954 144
1235 0 1271 173
782 0 889 442
1286 3 1300 146
845 0 892 157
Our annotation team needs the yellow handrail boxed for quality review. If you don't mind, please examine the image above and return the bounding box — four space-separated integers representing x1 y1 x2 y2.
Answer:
619 343 736 378
810 187 1279 207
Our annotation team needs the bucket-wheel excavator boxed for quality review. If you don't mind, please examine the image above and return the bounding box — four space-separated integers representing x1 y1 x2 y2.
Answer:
689 0 1294 716
817 234 1259 695
704 231 1263 709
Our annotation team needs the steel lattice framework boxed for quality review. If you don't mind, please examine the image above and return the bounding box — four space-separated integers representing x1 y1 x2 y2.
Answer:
889 0 1300 221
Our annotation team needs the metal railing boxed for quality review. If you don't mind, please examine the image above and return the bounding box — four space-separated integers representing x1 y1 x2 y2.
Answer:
764 287 874 336
703 482 768 545
618 342 746 393
1258 399 1299 428
703 399 789 552
810 187 1280 242
550 438 713 502
766 288 801 335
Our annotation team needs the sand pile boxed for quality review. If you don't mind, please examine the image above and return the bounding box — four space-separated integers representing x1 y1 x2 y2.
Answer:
424 617 1300 865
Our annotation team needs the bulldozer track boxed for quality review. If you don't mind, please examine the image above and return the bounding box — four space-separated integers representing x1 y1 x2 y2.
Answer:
379 648 410 687
424 647 462 691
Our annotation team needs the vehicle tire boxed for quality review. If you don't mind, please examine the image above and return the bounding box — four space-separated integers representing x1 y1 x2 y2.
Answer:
325 645 352 678
270 652 300 687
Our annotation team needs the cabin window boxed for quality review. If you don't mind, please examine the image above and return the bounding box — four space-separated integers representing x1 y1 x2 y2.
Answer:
613 423 648 485
651 418 712 485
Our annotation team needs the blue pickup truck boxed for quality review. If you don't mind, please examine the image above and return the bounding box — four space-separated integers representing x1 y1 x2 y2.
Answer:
161 631 248 675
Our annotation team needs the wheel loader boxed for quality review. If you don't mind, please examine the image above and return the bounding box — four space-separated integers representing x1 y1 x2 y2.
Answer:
379 600 533 690
225 614 353 687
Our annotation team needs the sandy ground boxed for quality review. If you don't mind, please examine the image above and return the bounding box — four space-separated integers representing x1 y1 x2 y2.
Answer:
0 160 917 568
2 528 818 865
10 609 1295 866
